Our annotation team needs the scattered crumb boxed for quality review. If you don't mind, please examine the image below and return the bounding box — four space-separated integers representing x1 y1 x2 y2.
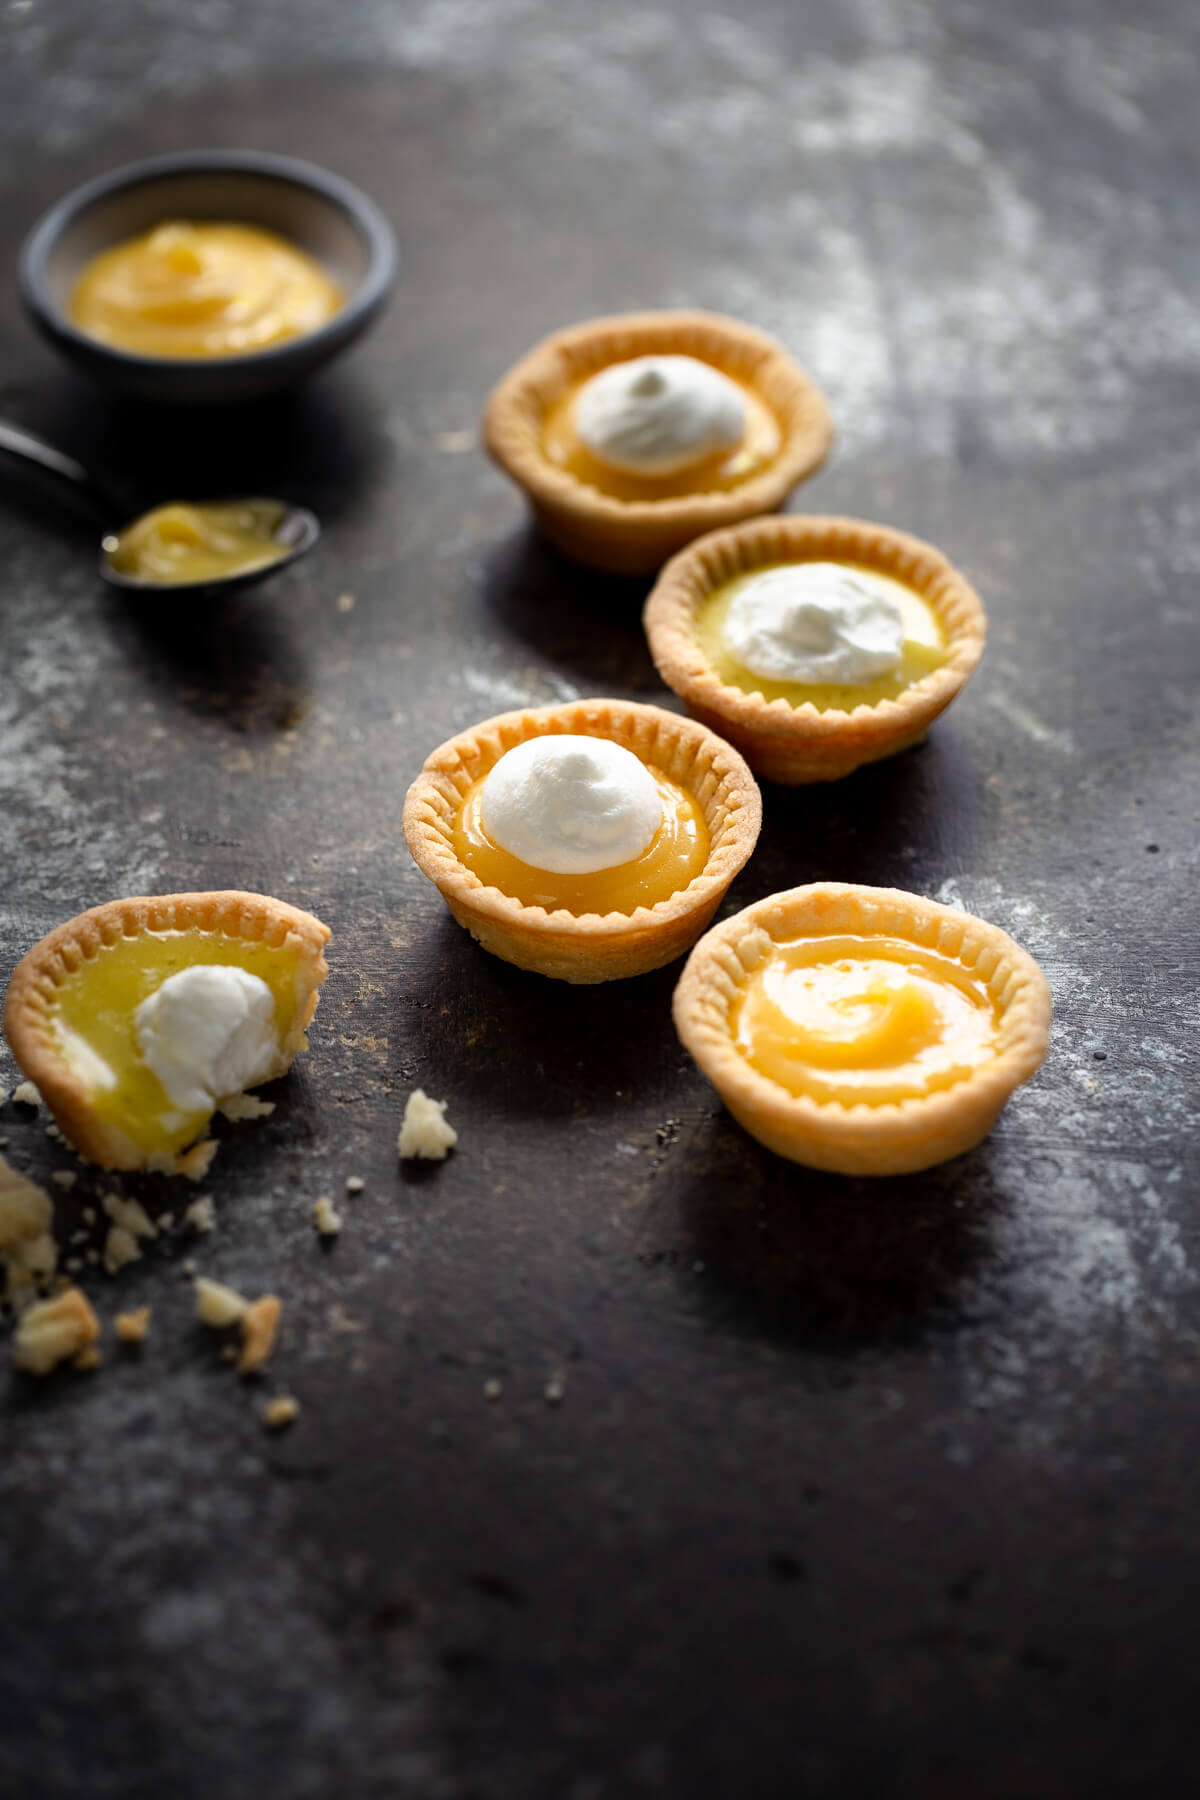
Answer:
398 1089 458 1161
45 1122 63 1141
0 1153 58 1309
115 1305 151 1345
185 1195 216 1235
82 1206 96 1226
345 1175 365 1194
218 1093 275 1123
263 1393 300 1430
177 1140 219 1183
102 1192 157 1240
51 1170 78 1191
74 1345 103 1371
65 1256 83 1273
336 591 356 613
544 1379 565 1406
313 1196 343 1237
436 428 474 453
85 1248 100 1266
194 1276 248 1328
12 1286 100 1375
103 1225 141 1275
483 1377 503 1402
239 1295 282 1375
13 1081 42 1108
181 1256 196 1276
69 1230 88 1245
158 1212 175 1231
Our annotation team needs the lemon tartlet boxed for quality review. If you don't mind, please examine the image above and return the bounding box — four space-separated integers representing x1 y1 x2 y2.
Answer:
402 699 762 982
482 311 834 575
2 891 329 1173
644 515 987 782
673 883 1051 1175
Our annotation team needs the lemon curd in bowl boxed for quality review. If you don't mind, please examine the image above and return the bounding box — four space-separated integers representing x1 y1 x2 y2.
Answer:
2 892 329 1173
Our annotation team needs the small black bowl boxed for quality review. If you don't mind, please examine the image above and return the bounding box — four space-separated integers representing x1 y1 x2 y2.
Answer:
19 149 397 405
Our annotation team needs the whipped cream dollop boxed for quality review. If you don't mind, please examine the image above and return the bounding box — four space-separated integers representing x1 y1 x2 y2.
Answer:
135 965 280 1113
723 564 906 686
480 735 663 874
574 355 746 477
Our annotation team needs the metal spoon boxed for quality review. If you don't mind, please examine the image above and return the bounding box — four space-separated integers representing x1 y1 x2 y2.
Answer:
0 417 320 596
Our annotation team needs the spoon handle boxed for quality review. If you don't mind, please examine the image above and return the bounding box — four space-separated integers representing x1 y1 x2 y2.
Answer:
0 418 121 523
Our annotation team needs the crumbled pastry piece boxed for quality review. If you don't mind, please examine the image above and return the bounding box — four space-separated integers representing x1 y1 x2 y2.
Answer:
51 1170 78 1191
194 1276 248 1328
13 1081 41 1107
158 1211 175 1230
185 1195 216 1234
345 1175 365 1194
398 1089 458 1161
155 1140 220 1183
262 1393 300 1430
238 1294 281 1375
103 1225 141 1275
102 1192 157 1240
115 1305 151 1344
218 1093 276 1122
0 1153 58 1310
313 1196 343 1236
12 1285 100 1375
74 1345 103 1371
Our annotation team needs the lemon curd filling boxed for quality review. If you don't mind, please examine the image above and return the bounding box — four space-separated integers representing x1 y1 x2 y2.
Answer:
542 381 781 501
48 930 307 1157
453 766 709 915
698 564 948 711
733 935 1000 1105
70 221 344 359
105 499 289 586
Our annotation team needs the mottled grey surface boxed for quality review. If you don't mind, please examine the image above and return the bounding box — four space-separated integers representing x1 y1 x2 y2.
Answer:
1 2 1198 1796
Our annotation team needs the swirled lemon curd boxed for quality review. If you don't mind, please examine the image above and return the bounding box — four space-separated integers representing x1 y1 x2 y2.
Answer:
69 221 343 358
542 354 781 502
453 768 709 915
106 499 289 585
697 563 947 712
733 935 1000 1105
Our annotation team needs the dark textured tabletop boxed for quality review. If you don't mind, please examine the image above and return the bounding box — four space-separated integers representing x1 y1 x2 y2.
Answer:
1 4 1198 1796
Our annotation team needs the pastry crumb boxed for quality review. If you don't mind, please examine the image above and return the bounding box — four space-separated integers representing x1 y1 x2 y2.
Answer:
176 1140 219 1183
13 1286 100 1375
0 1153 58 1309
103 1225 141 1275
263 1393 300 1430
336 591 356 612
13 1081 42 1108
544 1378 565 1405
74 1344 103 1372
51 1170 78 1191
483 1377 503 1402
185 1195 216 1234
238 1294 282 1375
218 1093 276 1122
158 1211 175 1231
313 1196 343 1237
398 1089 457 1161
194 1276 248 1328
102 1192 157 1240
115 1305 151 1345
345 1175 365 1194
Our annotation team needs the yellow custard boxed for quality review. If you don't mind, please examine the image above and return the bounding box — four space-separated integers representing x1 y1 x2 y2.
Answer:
70 221 343 359
105 499 289 585
733 934 1000 1105
542 380 781 502
49 930 306 1157
697 563 947 712
453 765 709 915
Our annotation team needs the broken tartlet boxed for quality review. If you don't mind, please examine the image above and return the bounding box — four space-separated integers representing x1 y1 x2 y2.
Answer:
402 699 762 982
673 882 1052 1175
482 310 834 574
643 515 987 782
2 891 329 1174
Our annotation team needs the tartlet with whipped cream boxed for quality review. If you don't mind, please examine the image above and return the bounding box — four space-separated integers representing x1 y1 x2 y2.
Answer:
402 699 762 982
482 311 834 574
3 891 329 1174
643 514 987 782
674 883 1052 1175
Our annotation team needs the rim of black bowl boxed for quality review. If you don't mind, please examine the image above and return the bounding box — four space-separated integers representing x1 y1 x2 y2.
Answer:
18 148 397 374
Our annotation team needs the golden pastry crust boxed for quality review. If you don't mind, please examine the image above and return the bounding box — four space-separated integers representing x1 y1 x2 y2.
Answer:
673 883 1052 1175
2 891 330 1171
482 311 834 575
402 699 762 983
644 515 987 782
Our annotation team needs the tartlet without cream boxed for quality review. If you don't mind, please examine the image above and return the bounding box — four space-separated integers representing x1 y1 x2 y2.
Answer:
674 883 1051 1175
644 515 986 782
402 699 762 982
2 891 329 1173
482 311 834 575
